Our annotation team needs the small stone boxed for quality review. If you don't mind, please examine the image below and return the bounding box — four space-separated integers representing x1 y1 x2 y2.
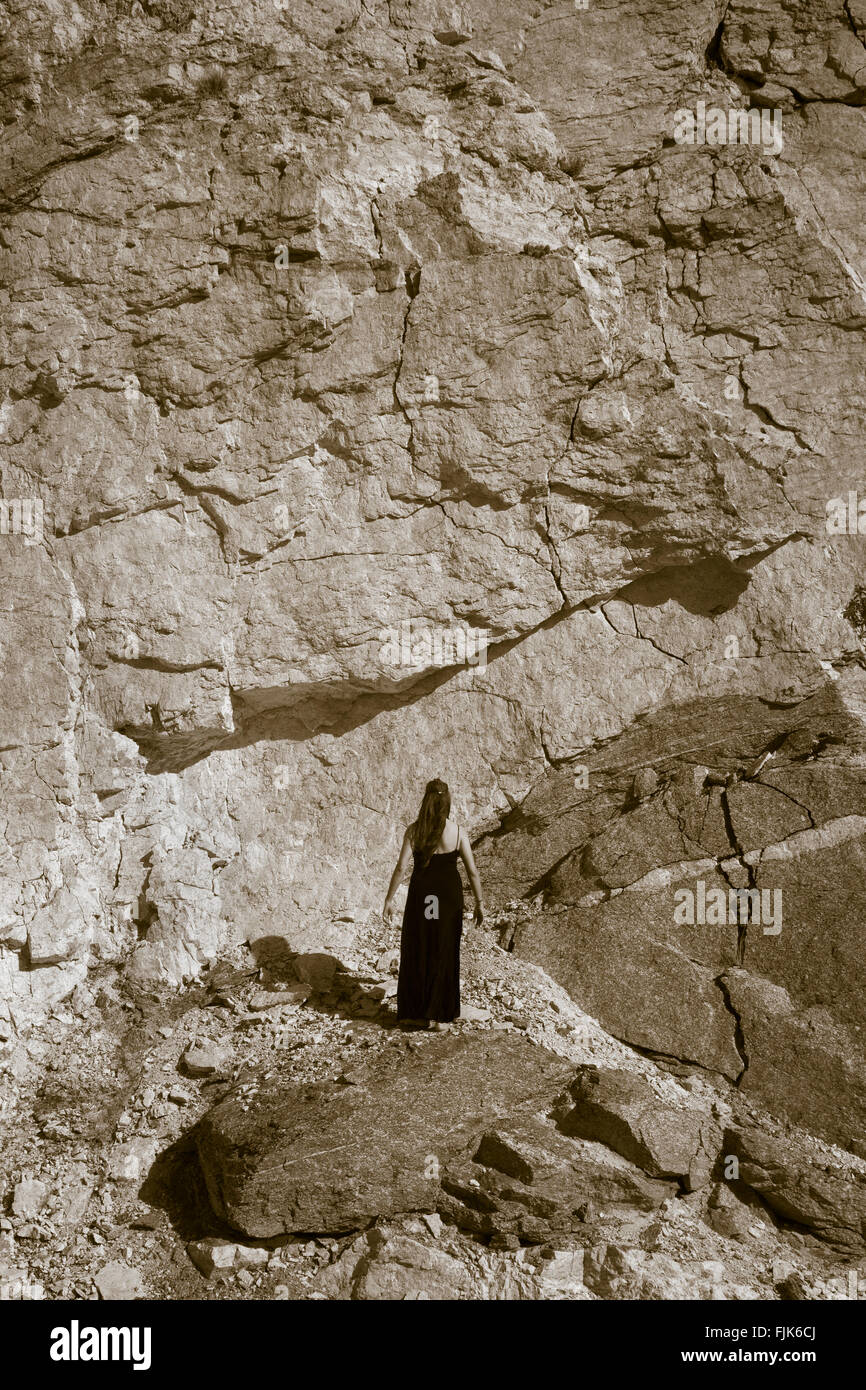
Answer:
489 1233 521 1251
71 984 94 1016
708 1206 752 1241
249 985 310 1011
776 1273 809 1301
273 1284 289 1300
188 1238 269 1280
376 949 400 975
108 1138 158 1183
420 1213 443 1238
460 1005 492 1023
183 1040 231 1076
237 1269 253 1287
95 1261 143 1300
632 767 659 799
689 765 710 794
293 953 338 993
11 1179 47 1218
539 1248 585 1288
129 1212 160 1231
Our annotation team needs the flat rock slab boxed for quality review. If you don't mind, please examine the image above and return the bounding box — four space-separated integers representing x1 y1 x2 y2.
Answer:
196 1033 573 1237
11 1178 47 1217
248 985 311 1010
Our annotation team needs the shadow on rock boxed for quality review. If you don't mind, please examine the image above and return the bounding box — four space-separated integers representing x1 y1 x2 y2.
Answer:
247 935 401 1029
139 1124 237 1244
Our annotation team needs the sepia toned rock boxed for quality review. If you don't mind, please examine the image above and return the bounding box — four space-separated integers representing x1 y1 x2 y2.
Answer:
724 1125 866 1250
94 1261 144 1301
196 1033 573 1237
1 0 866 1309
552 1067 722 1190
480 693 866 1150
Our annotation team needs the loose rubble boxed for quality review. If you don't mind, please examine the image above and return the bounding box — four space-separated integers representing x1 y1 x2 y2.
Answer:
1 908 863 1301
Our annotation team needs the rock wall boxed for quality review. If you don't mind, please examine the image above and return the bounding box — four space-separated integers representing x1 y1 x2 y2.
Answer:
2 0 866 1096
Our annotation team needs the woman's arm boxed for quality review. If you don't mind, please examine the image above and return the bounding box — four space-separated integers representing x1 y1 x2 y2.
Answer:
458 829 485 925
383 829 414 924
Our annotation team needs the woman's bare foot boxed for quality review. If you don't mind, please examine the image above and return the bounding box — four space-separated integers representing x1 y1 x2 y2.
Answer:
427 1020 453 1032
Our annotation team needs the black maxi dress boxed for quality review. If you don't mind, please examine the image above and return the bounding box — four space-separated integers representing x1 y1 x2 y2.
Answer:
396 837 463 1023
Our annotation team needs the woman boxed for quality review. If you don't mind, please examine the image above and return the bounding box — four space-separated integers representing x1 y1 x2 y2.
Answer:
383 779 484 1030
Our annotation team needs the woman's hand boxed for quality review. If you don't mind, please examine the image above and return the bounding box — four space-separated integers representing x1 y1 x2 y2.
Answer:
383 899 395 926
473 901 485 927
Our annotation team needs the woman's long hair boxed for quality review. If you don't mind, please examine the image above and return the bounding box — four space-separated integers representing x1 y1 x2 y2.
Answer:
411 779 451 868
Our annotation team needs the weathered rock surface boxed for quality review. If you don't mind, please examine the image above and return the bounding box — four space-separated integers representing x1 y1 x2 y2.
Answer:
200 1021 866 1260
3 0 866 1041
94 1261 144 1301
311 1222 590 1301
725 1125 866 1251
440 1114 676 1241
552 1066 722 1190
183 1039 232 1077
480 692 866 1151
187 1238 269 1281
11 1178 47 1219
583 1245 697 1302
0 912 862 1302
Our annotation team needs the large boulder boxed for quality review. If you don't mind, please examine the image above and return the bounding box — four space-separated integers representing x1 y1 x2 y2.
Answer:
196 1033 573 1237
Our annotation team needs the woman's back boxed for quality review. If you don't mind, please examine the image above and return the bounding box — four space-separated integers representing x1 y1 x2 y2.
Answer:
411 815 459 856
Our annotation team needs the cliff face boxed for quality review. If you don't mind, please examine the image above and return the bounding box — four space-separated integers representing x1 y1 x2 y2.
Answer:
2 0 866 1100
